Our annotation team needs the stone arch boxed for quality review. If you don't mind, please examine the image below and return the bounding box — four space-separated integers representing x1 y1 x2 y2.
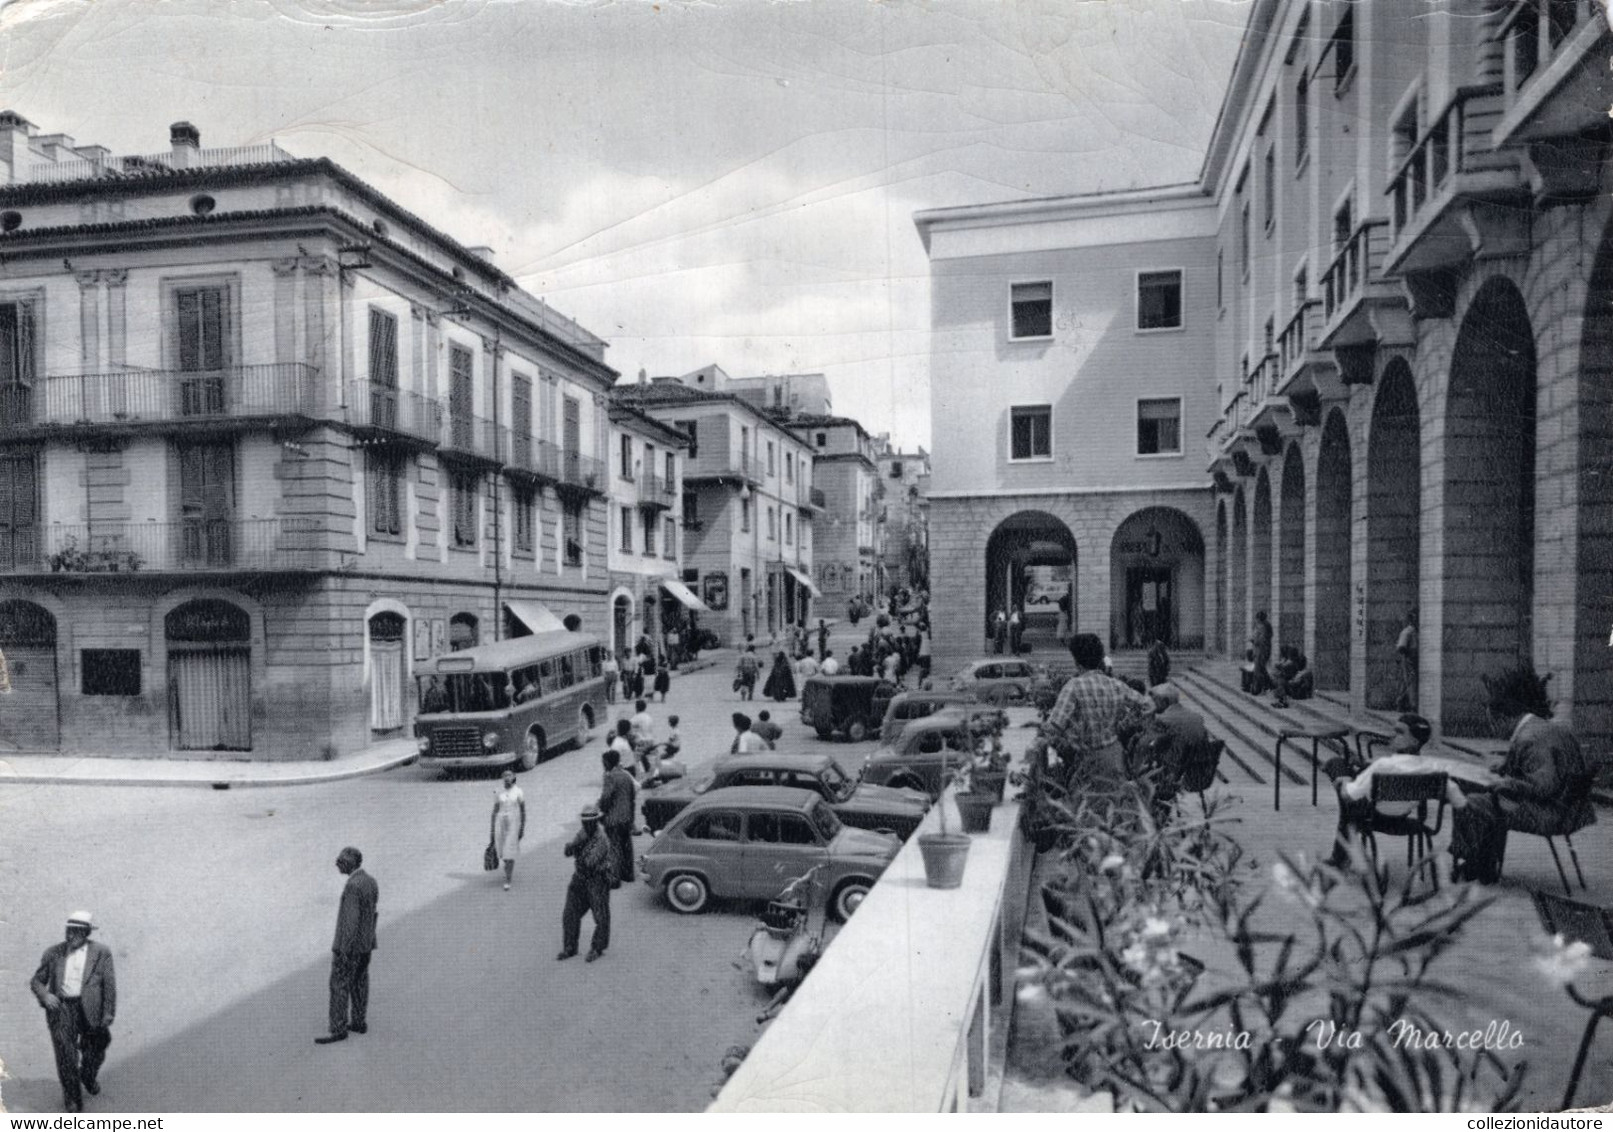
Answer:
363 597 412 735
1108 505 1206 650
1366 359 1421 710
1213 499 1228 654
985 510 1077 655
1251 466 1274 638
609 587 635 656
1229 487 1247 653
166 595 256 750
1278 443 1306 655
1442 277 1536 736
0 598 60 750
1315 409 1352 691
1570 214 1613 751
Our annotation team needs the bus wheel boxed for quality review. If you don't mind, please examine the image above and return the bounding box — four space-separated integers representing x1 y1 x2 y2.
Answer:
520 729 545 771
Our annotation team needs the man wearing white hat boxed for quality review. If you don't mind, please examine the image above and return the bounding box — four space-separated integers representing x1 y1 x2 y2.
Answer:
558 805 614 962
30 911 116 1112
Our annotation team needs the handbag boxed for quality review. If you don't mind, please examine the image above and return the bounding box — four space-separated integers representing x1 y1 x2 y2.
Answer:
483 839 498 871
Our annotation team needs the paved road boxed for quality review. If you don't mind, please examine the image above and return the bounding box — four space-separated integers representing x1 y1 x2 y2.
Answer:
0 642 889 1114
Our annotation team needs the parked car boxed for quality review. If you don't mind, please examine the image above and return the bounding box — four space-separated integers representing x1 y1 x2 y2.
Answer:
948 658 1053 705
640 751 930 838
639 786 899 921
858 711 994 798
879 690 1003 744
799 675 898 742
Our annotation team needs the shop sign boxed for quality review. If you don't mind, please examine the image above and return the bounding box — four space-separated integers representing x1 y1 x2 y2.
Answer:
703 572 729 611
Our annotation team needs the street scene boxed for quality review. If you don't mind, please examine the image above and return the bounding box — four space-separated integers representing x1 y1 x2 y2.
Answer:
4 0 1613 1117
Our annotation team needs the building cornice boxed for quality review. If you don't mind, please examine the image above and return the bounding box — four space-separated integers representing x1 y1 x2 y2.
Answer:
926 483 1212 501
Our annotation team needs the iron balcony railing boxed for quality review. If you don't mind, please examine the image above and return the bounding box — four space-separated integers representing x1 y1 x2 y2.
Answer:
20 142 295 185
1321 220 1391 324
686 451 760 482
809 486 826 509
1 364 320 433
0 518 321 575
559 450 604 492
638 469 675 505
439 411 500 463
344 380 444 446
1388 85 1512 239
504 432 562 481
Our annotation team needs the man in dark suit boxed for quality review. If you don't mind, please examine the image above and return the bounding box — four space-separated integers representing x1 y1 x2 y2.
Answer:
558 805 614 962
316 846 378 1044
598 748 638 885
31 911 116 1112
1451 670 1595 884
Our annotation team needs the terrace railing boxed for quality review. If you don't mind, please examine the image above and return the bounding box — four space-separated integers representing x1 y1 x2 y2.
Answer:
343 380 444 446
1321 221 1390 325
1 364 320 433
2 518 320 574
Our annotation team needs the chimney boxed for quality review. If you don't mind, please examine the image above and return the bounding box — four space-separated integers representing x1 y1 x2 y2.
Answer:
637 367 647 386
170 121 200 168
466 245 495 263
0 111 36 184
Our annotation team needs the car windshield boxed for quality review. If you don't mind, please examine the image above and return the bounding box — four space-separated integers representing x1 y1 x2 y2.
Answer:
418 672 509 714
809 799 842 840
819 761 854 801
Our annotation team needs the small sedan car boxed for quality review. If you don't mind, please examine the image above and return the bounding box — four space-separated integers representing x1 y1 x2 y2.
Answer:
879 690 1004 744
640 751 930 838
859 711 993 799
640 786 899 922
948 658 1054 705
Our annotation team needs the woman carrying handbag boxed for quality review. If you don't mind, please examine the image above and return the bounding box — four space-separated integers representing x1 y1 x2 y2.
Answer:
489 770 527 891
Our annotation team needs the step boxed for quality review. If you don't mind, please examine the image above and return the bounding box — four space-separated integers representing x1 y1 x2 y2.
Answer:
1171 669 1311 788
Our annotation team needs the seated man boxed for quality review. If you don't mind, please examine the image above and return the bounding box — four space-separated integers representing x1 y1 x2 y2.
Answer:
1272 646 1314 708
1324 713 1455 867
1131 684 1209 806
1450 668 1596 884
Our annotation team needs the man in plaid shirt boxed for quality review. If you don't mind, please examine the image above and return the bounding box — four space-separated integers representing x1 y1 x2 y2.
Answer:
1035 633 1153 786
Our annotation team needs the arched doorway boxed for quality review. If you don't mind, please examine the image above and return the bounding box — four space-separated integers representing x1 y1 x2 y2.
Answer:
612 593 633 656
1367 361 1422 710
1315 409 1353 691
449 612 479 652
1442 278 1536 736
167 598 252 750
1229 488 1247 654
1573 222 1613 751
0 598 59 749
1214 500 1228 654
984 510 1077 655
367 610 406 733
1279 444 1307 655
1251 468 1274 636
1109 506 1206 649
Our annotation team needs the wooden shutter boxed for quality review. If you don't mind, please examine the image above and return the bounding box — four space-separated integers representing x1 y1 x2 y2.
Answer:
368 309 399 387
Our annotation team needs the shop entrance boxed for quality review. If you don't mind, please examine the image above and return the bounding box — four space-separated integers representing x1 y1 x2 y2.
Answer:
1122 565 1174 649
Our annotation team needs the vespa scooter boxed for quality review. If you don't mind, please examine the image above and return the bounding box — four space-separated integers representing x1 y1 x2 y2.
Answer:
746 865 825 1023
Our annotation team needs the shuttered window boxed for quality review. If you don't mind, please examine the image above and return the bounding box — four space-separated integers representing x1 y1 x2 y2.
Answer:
0 453 39 570
450 471 479 548
368 308 399 388
176 287 227 372
369 451 404 536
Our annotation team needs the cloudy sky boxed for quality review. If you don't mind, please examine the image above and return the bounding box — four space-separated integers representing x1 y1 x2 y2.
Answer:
1 0 1249 449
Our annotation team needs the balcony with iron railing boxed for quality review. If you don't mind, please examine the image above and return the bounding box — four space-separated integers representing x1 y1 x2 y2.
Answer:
636 469 674 510
503 432 562 483
1 364 320 438
1494 0 1608 151
1384 85 1527 277
344 380 444 449
438 410 501 466
0 517 322 575
19 142 296 185
684 450 761 485
558 449 604 494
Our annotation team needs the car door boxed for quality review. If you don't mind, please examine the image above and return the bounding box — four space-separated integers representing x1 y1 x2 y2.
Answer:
742 809 828 897
676 809 747 896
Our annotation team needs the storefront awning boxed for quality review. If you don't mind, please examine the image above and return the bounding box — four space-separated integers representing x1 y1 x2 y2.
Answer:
785 566 822 598
504 599 567 635
658 578 709 612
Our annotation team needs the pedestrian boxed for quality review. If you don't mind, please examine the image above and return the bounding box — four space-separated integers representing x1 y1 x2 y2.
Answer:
731 711 769 754
796 650 820 682
630 698 656 747
30 911 116 1112
653 653 672 701
1034 633 1155 790
664 714 682 760
735 645 761 700
819 649 840 676
992 609 1008 655
558 805 614 963
1008 608 1024 654
1249 611 1274 696
666 627 682 670
818 618 831 657
629 650 647 700
881 647 902 686
754 709 783 748
916 627 933 683
490 769 526 891
598 747 638 886
1056 591 1072 644
601 652 619 703
1147 638 1171 690
763 648 797 702
1396 608 1419 712
315 846 378 1044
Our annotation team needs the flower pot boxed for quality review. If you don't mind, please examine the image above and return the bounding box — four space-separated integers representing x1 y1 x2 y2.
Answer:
918 831 971 889
956 792 995 833
973 768 1007 802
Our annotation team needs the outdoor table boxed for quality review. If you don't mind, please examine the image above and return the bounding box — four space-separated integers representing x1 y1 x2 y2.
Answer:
1273 725 1352 810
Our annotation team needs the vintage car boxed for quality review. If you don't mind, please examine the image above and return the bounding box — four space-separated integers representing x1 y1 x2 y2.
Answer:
879 690 1004 744
799 675 898 742
948 658 1054 705
640 751 930 838
639 786 899 921
858 710 996 799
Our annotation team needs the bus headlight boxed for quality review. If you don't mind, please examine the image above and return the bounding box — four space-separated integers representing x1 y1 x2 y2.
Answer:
482 731 500 751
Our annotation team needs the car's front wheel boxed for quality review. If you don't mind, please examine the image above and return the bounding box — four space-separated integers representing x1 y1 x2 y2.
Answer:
846 718 869 743
664 873 710 914
831 878 873 922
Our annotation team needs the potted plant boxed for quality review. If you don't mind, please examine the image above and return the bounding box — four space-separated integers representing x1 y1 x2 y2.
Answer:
917 721 973 888
971 729 1010 803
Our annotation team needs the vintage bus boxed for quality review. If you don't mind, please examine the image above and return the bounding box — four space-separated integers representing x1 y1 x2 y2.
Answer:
414 630 607 770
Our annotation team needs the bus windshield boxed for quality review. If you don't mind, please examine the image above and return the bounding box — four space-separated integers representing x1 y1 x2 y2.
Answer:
418 672 510 715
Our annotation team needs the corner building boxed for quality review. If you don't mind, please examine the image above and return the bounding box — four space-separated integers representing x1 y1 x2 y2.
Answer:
0 115 619 758
920 0 1613 756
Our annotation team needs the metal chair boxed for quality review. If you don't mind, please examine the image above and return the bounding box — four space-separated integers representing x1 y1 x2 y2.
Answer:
1532 890 1613 1109
1507 767 1595 896
1177 738 1227 817
1362 770 1449 889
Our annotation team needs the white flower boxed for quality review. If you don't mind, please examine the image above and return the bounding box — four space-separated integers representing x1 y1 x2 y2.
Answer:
1016 981 1048 1006
1271 860 1322 909
1532 932 1593 987
1121 941 1151 975
1141 916 1173 941
1099 853 1126 874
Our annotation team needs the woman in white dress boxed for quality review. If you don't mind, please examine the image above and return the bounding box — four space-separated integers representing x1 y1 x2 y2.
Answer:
490 769 527 891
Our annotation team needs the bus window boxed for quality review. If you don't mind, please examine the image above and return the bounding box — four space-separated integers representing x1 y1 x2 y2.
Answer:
588 645 603 677
445 672 509 713
559 654 576 688
419 676 450 714
539 659 559 696
512 667 542 704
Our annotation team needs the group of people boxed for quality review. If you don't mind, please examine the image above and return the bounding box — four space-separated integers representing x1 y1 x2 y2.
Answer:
604 634 673 705
731 614 933 703
1238 610 1315 708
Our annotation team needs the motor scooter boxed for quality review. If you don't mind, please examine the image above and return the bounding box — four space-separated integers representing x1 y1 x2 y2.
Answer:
631 737 686 788
745 865 825 1023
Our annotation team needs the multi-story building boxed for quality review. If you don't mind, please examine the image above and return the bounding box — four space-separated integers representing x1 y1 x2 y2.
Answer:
920 0 1613 754
916 187 1220 672
603 399 694 658
791 414 885 612
724 371 833 417
0 114 618 758
876 438 930 595
612 368 820 645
